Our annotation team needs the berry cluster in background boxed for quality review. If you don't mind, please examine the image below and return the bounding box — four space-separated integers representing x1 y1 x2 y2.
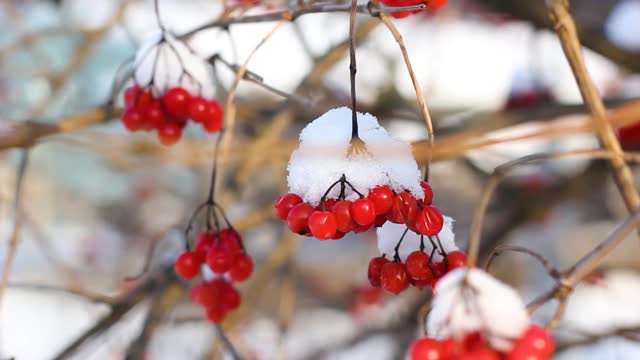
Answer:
408 325 555 360
174 228 253 323
121 85 223 146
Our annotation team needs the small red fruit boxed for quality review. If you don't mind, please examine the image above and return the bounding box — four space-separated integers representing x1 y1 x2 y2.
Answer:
187 96 209 123
162 87 191 119
194 232 216 262
124 85 142 108
367 256 389 288
332 200 355 233
508 325 554 359
350 198 377 226
274 193 303 220
420 181 434 205
408 337 444 360
368 186 394 214
308 211 338 240
222 283 241 311
446 251 467 269
415 206 444 236
380 262 409 294
230 253 253 282
406 250 433 281
174 251 201 279
286 203 314 234
142 101 165 130
202 100 223 133
220 228 243 254
122 107 144 131
158 122 182 146
428 0 448 9
206 304 227 323
206 247 232 274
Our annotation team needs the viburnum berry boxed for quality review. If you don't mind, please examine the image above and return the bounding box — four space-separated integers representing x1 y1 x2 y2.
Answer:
380 261 409 294
332 231 346 240
367 256 389 288
308 211 338 240
206 247 232 273
122 107 145 131
174 251 201 279
187 96 210 123
124 85 142 108
194 232 215 261
220 228 243 254
206 305 227 323
162 87 191 119
405 250 433 281
368 185 394 215
446 250 468 269
158 121 183 146
136 88 155 109
222 284 242 311
350 198 377 226
332 200 355 233
508 325 554 359
230 253 253 282
202 100 224 133
142 101 166 130
274 193 303 220
420 181 434 205
408 337 444 360
189 283 205 304
428 0 448 9
415 206 444 236
286 203 315 234
397 191 419 223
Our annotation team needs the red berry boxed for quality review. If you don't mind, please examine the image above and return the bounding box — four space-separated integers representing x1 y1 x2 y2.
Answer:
406 250 433 281
174 251 201 279
380 262 409 294
350 198 377 226
375 214 387 227
230 253 253 282
202 100 223 133
274 193 303 220
619 123 640 151
508 325 554 359
412 278 433 290
408 337 444 360
367 256 389 287
206 247 232 273
332 231 346 240
318 198 336 212
446 251 467 270
309 211 338 240
162 87 191 119
136 88 155 109
286 203 314 234
206 304 227 323
222 283 241 311
420 181 434 205
124 85 142 108
368 186 394 215
428 0 448 9
122 107 145 131
220 228 243 254
387 192 418 224
195 232 216 262
415 206 444 236
142 101 165 130
187 96 209 122
158 122 182 146
200 279 226 307
189 283 205 304
332 200 355 233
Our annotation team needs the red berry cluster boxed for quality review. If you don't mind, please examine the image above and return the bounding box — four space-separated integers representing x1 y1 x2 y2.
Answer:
121 85 224 146
275 179 442 239
368 250 467 294
174 228 253 323
379 0 448 19
408 325 554 360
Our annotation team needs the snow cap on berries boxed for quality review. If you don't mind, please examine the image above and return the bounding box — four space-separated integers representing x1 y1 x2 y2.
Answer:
427 268 530 352
377 216 457 262
287 107 423 205
133 32 216 99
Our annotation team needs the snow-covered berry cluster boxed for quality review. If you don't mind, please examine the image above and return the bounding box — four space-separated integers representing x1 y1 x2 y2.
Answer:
380 0 448 19
174 228 253 323
370 216 467 294
120 32 223 145
277 107 428 238
410 267 555 359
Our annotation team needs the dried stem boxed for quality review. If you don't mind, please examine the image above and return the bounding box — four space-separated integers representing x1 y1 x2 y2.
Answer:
348 0 359 140
546 0 640 226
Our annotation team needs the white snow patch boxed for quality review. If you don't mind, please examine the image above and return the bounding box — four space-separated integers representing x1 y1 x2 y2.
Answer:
605 0 640 51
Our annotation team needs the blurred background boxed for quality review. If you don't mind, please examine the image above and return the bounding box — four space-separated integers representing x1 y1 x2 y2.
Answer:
2 0 640 359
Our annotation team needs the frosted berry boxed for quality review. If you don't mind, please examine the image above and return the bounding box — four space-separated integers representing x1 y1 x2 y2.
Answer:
158 122 182 146
405 250 433 281
350 198 377 226
368 185 394 214
206 247 232 273
274 193 303 220
408 337 444 360
162 87 191 119
286 203 314 234
122 107 145 131
230 253 253 282
174 251 201 279
332 200 355 233
415 206 444 236
380 262 409 294
308 211 338 240
368 256 389 288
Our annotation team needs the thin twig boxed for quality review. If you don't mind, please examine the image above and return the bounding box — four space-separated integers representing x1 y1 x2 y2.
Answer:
215 324 242 360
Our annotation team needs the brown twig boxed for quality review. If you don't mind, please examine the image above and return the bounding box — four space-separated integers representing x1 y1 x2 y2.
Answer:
546 0 640 227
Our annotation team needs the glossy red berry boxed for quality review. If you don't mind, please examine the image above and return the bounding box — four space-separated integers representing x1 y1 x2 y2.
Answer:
206 305 227 323
124 85 142 108
142 101 165 130
420 181 434 205
222 284 241 311
509 325 554 359
206 247 232 273
158 122 182 146
368 186 394 215
136 88 155 109
367 256 389 288
230 253 253 282
408 337 444 360
350 198 377 226
122 107 145 131
406 250 433 281
308 211 338 240
398 191 419 223
286 203 314 234
428 0 448 9
202 100 223 133
415 206 444 236
220 228 243 254
174 251 201 279
380 262 409 294
187 96 209 123
446 251 467 270
162 87 191 118
332 200 355 233
274 193 303 220
195 232 216 262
